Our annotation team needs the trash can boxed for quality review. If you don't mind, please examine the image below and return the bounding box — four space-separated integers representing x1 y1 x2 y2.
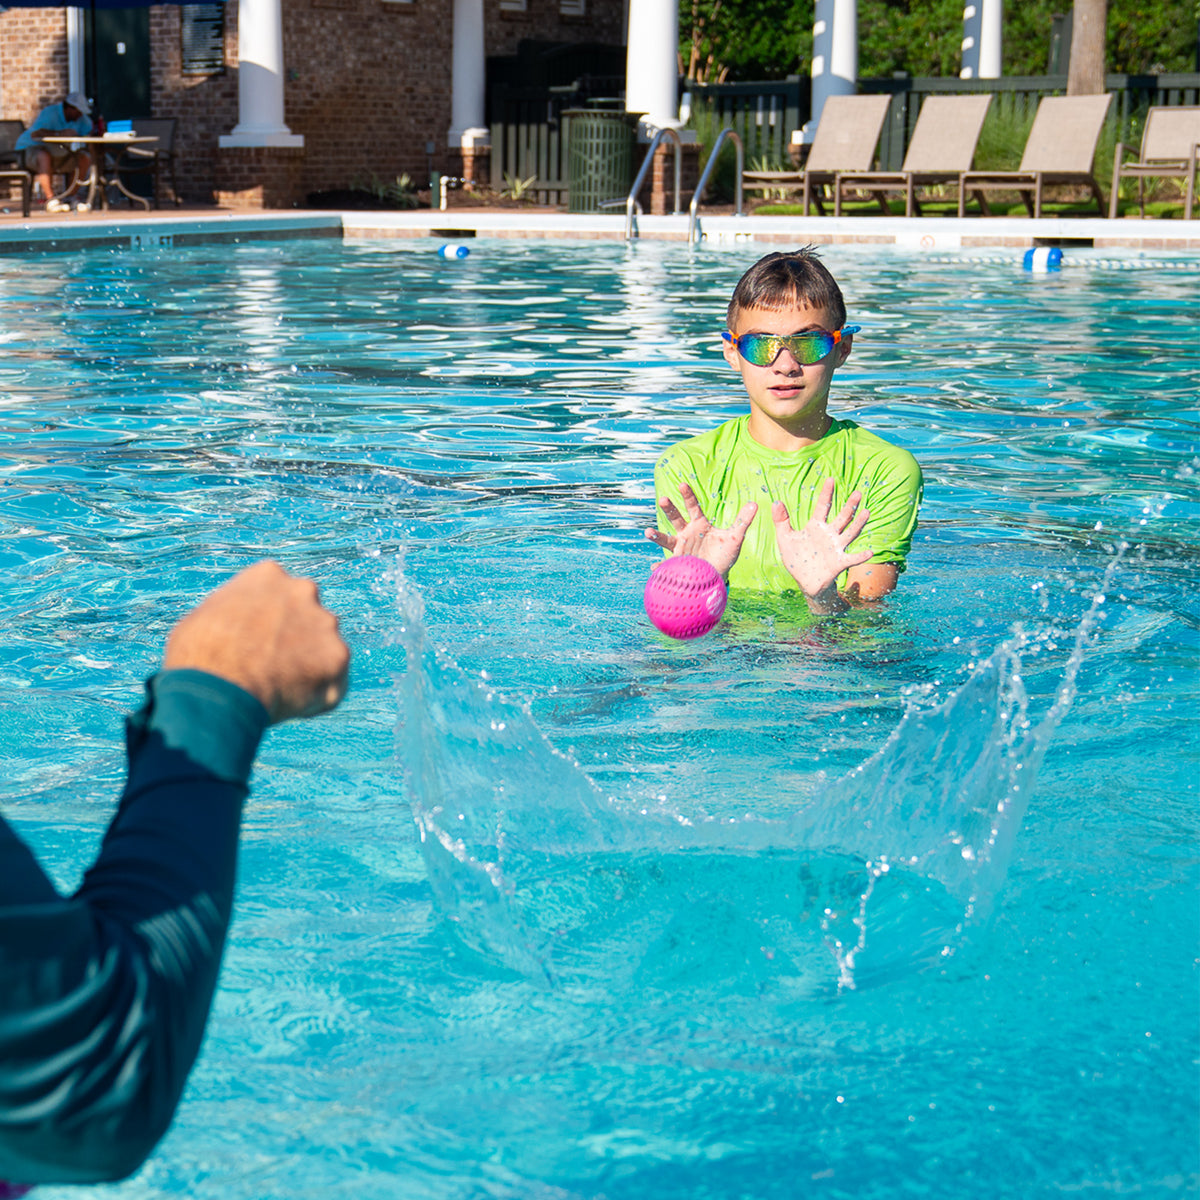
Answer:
564 109 638 214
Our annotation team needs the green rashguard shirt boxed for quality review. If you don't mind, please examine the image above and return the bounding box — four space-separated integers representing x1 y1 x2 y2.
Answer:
654 415 923 593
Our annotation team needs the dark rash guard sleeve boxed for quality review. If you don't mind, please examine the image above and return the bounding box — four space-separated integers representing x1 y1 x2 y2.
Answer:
0 669 269 1185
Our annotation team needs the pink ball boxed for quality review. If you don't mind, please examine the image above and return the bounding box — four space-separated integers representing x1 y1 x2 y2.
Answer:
644 555 728 640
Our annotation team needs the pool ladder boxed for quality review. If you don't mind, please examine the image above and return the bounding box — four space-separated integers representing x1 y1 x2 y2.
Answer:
622 126 744 243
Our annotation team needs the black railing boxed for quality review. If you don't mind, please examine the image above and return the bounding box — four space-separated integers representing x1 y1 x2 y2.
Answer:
487 71 1200 200
685 77 806 167
858 72 1200 168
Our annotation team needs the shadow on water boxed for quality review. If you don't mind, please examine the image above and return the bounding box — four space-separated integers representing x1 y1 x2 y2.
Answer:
395 558 1115 1003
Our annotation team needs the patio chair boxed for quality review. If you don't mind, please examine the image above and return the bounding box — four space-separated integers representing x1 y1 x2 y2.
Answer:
958 94 1113 218
1109 106 1200 220
112 118 180 208
0 119 33 218
743 94 892 215
833 94 993 217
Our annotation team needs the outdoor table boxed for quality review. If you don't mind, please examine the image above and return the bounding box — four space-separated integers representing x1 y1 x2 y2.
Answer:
41 135 159 210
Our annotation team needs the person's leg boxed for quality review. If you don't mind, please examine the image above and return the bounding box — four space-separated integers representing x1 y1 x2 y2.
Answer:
25 148 54 206
71 150 93 209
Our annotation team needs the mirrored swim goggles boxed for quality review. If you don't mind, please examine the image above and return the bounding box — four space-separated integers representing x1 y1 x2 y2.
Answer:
722 325 860 367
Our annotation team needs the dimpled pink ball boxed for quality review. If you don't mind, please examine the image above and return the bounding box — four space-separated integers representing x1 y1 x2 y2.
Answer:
644 555 728 640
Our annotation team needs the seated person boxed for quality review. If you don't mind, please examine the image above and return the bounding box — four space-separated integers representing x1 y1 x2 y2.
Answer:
0 562 349 1187
647 248 923 615
15 92 94 214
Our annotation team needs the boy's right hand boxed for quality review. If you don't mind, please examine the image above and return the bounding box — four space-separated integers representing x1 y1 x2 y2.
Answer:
645 482 758 580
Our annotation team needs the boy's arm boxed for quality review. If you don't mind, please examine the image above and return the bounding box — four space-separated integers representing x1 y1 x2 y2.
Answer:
843 561 899 602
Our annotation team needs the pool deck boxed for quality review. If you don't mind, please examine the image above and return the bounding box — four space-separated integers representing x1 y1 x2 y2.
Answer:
1 203 1198 255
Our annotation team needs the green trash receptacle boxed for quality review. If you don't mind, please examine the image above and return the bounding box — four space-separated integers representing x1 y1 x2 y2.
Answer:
564 109 637 214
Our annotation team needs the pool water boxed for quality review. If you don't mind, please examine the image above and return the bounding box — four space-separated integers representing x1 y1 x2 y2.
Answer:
1 239 1196 1198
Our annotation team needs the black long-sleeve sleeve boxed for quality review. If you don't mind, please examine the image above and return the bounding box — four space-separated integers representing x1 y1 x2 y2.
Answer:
0 670 269 1185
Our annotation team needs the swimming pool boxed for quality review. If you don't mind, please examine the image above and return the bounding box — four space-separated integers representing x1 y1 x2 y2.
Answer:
2 238 1196 1198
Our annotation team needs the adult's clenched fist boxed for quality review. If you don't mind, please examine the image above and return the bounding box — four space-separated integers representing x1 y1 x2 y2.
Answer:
163 561 350 723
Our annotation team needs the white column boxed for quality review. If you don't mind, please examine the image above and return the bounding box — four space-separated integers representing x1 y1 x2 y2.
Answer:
800 0 857 143
979 0 1002 78
625 0 680 133
66 9 85 97
961 0 1001 79
220 0 303 147
449 0 489 149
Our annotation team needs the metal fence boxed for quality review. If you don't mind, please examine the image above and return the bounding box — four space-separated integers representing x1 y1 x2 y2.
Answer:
487 71 1200 197
683 78 806 167
489 116 570 205
858 72 1200 169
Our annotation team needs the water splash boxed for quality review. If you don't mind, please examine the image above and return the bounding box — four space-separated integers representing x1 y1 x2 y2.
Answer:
395 560 1115 996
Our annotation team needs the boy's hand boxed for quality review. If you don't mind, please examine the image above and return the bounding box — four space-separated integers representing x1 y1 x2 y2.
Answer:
772 478 873 614
645 482 758 580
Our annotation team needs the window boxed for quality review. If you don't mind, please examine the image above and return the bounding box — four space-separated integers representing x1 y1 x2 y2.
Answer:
180 4 225 76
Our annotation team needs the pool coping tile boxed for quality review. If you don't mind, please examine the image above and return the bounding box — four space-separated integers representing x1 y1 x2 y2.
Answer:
0 207 1197 256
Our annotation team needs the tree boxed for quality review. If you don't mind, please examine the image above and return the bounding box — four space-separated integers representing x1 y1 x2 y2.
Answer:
1068 0 1108 94
679 0 813 82
678 0 1197 82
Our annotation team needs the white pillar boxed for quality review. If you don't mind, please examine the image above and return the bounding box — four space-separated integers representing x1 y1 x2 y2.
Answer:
800 0 857 143
979 0 1002 78
625 0 680 133
66 9 85 97
219 0 303 147
449 0 489 149
961 0 1001 80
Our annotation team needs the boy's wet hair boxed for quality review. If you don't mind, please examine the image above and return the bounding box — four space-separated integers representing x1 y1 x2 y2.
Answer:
727 247 847 330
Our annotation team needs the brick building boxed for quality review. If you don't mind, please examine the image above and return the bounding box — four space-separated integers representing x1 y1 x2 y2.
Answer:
0 0 626 207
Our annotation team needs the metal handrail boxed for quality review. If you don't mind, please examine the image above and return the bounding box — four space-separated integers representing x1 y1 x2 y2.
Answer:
688 128 744 244
624 126 683 240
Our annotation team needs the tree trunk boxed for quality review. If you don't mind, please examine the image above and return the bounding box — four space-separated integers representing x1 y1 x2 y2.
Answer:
1067 0 1107 95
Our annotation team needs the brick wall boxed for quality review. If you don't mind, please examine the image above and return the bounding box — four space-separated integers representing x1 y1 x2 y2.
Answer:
484 0 624 60
149 7 239 202
283 0 456 196
2 0 625 207
0 9 71 125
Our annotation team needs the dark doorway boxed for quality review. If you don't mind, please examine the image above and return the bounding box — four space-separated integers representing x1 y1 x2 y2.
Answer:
85 8 151 121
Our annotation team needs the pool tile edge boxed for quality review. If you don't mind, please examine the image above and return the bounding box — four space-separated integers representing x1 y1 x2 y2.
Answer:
1 209 1197 255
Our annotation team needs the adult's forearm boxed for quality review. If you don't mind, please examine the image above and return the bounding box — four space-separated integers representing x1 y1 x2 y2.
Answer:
0 672 267 1183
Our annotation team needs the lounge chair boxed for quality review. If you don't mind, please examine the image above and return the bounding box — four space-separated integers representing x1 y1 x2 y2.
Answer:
0 119 33 217
833 94 993 217
743 94 892 215
1109 105 1200 220
958 94 1113 218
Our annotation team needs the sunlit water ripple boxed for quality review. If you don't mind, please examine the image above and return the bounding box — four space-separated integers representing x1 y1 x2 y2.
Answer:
1 239 1196 1199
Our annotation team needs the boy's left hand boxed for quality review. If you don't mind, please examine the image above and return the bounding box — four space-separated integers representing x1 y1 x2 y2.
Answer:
772 478 873 614
646 482 758 580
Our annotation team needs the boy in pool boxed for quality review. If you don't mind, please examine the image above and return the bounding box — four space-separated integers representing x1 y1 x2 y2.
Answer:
647 248 922 615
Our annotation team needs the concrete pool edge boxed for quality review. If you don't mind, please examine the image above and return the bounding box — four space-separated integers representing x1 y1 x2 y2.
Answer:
341 210 1200 252
0 208 1198 254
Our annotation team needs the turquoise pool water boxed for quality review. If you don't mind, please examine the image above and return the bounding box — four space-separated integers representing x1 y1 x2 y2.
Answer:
1 239 1196 1198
